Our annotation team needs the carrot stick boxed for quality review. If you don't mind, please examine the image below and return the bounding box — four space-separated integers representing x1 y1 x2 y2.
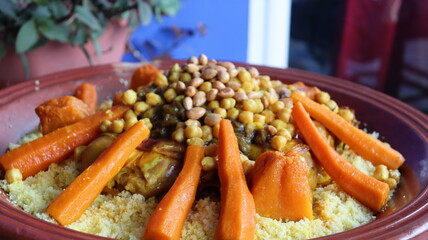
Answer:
0 105 129 179
46 120 150 226
215 119 256 240
291 91 405 169
130 65 162 90
74 83 98 114
144 144 204 240
292 102 390 211
251 151 313 221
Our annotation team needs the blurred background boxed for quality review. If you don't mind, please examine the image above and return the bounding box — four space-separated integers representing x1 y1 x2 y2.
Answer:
0 0 426 113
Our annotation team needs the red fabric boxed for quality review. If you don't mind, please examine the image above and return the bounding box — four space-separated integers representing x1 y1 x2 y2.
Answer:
337 0 402 90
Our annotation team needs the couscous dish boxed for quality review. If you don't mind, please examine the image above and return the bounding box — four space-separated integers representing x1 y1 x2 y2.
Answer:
0 55 404 240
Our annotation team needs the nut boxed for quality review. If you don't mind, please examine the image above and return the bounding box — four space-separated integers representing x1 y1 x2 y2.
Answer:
213 81 226 90
219 61 235 70
228 68 239 78
199 54 208 65
248 67 259 77
217 71 230 83
207 89 218 101
176 81 186 93
183 97 193 110
261 96 269 108
204 113 222 126
188 56 198 64
247 91 263 99
266 125 277 135
218 87 235 98
185 86 197 97
185 119 201 127
227 81 241 91
190 77 204 88
201 68 218 80
186 107 206 120
185 63 199 73
234 91 248 102
193 91 207 106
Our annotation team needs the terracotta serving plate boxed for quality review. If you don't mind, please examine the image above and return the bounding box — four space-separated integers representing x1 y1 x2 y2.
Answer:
0 61 427 240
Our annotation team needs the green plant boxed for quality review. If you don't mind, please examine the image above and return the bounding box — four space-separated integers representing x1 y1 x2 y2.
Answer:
0 0 180 76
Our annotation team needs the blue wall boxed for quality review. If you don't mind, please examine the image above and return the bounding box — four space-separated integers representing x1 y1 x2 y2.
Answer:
122 0 249 62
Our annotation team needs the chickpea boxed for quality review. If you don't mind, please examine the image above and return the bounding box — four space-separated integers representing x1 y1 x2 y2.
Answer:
385 178 397 189
180 72 192 83
374 165 389 181
164 88 177 103
134 101 149 114
261 110 275 123
316 91 331 104
241 82 253 93
141 118 153 129
277 108 292 122
100 120 112 132
243 99 257 112
184 125 203 139
201 125 213 142
187 137 204 146
5 168 23 183
271 119 286 131
205 144 218 157
201 156 217 171
122 89 138 105
227 108 240 119
238 69 252 82
172 128 185 142
208 100 220 110
170 63 182 73
339 108 355 122
254 99 264 113
324 100 339 113
271 135 287 151
271 101 285 113
154 74 168 88
168 71 180 82
199 82 212 93
239 111 254 124
214 108 227 118
124 110 137 120
285 123 296 137
259 76 272 89
146 93 162 106
124 117 138 130
221 98 236 109
246 122 263 131
276 129 292 140
111 119 125 133
254 114 266 124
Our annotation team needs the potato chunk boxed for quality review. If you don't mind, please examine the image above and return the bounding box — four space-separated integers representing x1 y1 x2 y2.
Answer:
35 96 90 134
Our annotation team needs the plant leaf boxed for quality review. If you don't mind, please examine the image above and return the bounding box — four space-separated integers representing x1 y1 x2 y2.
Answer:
16 20 39 53
19 53 31 78
160 0 179 16
32 6 51 18
49 0 68 19
72 27 86 46
137 0 152 26
91 34 102 59
37 18 68 42
0 0 16 18
75 6 102 31
0 42 7 60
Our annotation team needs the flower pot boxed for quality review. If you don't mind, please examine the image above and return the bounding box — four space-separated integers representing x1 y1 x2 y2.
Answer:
0 21 129 89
